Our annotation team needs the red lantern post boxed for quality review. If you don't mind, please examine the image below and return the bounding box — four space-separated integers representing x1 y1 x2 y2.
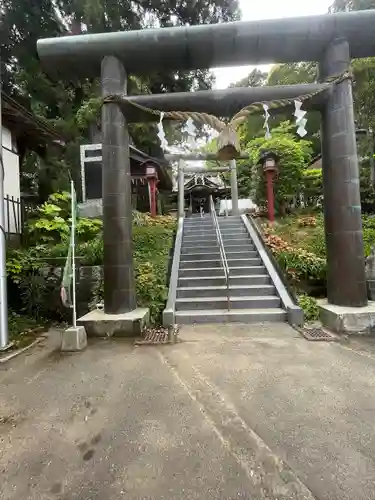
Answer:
146 165 158 217
260 151 279 223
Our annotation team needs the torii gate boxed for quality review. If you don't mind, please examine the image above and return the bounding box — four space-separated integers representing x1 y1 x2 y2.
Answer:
37 11 375 320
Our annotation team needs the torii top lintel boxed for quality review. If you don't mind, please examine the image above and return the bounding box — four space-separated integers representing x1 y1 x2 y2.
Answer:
37 11 375 80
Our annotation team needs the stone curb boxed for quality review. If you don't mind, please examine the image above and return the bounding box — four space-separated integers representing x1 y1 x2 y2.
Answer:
0 335 47 364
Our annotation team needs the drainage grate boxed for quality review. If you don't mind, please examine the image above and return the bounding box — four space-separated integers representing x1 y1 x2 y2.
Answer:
134 325 179 346
297 326 338 342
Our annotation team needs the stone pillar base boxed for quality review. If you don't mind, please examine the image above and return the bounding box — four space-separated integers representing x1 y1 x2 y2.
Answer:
319 299 375 336
61 326 88 352
78 308 150 337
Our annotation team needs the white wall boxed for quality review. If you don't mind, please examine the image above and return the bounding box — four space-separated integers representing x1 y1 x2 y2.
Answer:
2 126 21 234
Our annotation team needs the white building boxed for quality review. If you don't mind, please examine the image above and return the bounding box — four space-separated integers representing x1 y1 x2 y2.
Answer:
1 93 63 239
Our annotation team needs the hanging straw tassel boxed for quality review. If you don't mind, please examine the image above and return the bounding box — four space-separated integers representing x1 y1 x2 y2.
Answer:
216 124 241 161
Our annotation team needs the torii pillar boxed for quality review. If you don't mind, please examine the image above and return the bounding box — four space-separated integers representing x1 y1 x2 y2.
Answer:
75 55 149 338
319 39 368 307
101 55 137 314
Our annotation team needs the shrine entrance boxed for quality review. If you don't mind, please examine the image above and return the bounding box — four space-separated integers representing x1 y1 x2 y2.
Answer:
38 10 375 314
170 172 230 216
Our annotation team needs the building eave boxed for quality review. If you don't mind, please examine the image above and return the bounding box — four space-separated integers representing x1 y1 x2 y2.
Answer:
2 93 65 152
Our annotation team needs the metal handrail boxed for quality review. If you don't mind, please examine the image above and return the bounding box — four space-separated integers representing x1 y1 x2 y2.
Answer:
209 195 230 311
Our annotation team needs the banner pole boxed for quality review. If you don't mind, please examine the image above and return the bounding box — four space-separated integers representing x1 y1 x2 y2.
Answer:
71 180 77 328
0 55 9 349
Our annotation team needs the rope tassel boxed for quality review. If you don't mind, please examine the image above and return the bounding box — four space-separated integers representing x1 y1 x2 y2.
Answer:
263 103 271 139
156 112 170 150
294 100 308 137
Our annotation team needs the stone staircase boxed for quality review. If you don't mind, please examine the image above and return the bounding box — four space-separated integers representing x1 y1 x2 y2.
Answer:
175 214 287 324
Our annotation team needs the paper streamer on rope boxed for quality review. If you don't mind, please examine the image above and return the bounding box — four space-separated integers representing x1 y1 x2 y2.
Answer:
294 100 307 137
157 112 169 150
263 104 271 139
181 117 197 149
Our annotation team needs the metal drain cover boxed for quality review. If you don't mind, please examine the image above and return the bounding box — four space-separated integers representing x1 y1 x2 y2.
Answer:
134 325 179 345
297 327 338 342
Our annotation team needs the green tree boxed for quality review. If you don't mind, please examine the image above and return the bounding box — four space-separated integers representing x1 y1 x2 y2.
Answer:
1 0 240 201
267 62 316 86
329 0 375 11
229 62 322 156
243 122 313 214
229 68 268 88
302 169 323 208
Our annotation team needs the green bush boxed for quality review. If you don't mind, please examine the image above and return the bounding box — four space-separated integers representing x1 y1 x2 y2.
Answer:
302 168 323 207
263 225 326 283
298 294 319 322
277 213 375 260
7 215 176 324
81 224 176 322
276 249 326 282
362 216 375 256
245 122 313 213
25 191 102 245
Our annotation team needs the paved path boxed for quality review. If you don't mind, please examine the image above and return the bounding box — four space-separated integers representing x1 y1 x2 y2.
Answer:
1 325 375 499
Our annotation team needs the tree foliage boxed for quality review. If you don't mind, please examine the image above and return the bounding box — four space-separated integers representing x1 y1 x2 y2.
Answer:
239 122 313 213
226 0 375 214
1 0 240 201
329 0 375 11
230 62 322 156
229 68 267 88
267 63 316 87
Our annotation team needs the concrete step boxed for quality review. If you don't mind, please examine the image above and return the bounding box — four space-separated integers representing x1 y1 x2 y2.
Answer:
182 241 218 248
178 275 271 287
181 244 219 253
175 308 287 325
221 231 246 236
176 284 276 298
226 250 258 259
229 266 266 275
184 220 214 227
183 241 219 248
181 251 260 261
218 223 245 228
179 266 266 278
183 235 250 246
183 234 217 241
176 295 281 311
228 258 262 266
183 228 215 233
183 231 216 236
223 243 256 251
183 232 216 237
220 229 248 235
222 233 250 240
223 247 257 255
180 259 222 269
183 231 248 238
219 221 246 226
180 258 262 270
183 225 215 230
180 252 221 261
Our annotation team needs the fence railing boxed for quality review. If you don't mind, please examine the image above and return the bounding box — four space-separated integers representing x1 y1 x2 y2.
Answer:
3 195 36 240
209 195 230 311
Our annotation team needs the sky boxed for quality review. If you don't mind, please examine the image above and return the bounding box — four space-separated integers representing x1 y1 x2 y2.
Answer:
212 0 334 89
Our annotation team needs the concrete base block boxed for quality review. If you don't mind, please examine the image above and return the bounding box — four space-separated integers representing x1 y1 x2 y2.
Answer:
61 326 88 352
162 308 174 327
78 308 150 337
319 299 375 335
368 280 375 300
